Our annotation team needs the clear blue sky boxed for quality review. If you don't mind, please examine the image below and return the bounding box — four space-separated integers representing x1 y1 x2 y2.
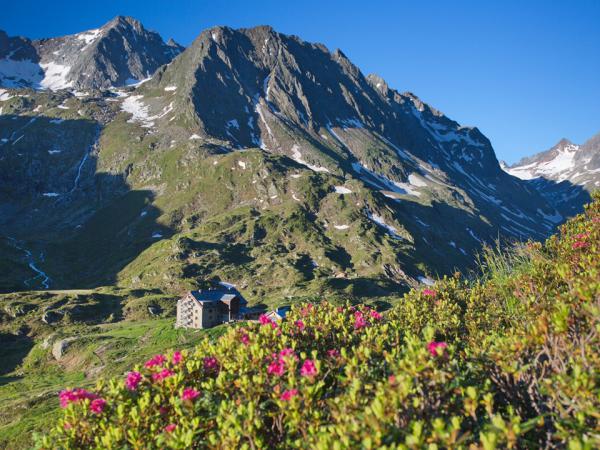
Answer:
3 0 599 163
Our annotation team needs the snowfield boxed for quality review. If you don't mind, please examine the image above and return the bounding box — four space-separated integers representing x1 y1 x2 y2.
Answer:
505 144 579 182
334 186 352 194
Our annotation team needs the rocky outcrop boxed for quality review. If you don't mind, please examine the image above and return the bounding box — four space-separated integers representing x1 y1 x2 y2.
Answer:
51 337 78 360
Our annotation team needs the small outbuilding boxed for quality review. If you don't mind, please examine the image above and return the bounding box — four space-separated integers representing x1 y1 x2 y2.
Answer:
265 306 291 322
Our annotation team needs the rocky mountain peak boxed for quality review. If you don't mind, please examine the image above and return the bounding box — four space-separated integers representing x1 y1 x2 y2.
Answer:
0 16 182 90
504 130 598 216
105 15 143 30
366 73 389 94
554 137 574 148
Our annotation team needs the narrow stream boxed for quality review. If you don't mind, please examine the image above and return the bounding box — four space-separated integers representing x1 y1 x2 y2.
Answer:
67 128 100 195
69 151 89 193
6 237 52 289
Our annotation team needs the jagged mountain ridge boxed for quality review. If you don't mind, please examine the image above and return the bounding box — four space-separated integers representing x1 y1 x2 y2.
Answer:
141 25 562 236
0 16 183 90
0 20 586 298
502 133 599 216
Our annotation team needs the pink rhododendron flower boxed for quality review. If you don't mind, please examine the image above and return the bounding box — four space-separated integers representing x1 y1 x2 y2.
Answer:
423 289 437 297
427 341 448 357
300 359 318 377
572 241 588 249
203 356 219 371
172 351 183 365
295 320 305 331
181 387 201 401
280 389 298 401
388 375 397 385
152 368 174 382
370 310 383 320
259 314 272 325
144 354 167 369
89 398 106 414
59 388 97 408
164 423 177 433
240 332 250 345
267 360 285 376
63 422 72 430
575 233 590 240
125 371 142 391
354 311 368 329
279 348 298 361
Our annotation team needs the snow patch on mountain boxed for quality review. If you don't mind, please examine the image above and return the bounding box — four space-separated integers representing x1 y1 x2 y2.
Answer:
366 210 403 240
121 96 173 128
121 95 153 127
505 143 579 181
39 62 73 90
0 58 43 88
334 186 352 194
290 144 330 173
411 107 484 149
408 173 428 187
0 89 14 101
352 162 420 197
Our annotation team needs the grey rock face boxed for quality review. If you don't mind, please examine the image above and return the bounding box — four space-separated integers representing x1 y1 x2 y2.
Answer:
0 16 183 90
146 24 563 241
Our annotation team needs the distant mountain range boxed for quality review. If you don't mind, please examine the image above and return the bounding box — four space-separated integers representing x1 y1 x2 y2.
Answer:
502 134 599 216
0 17 594 299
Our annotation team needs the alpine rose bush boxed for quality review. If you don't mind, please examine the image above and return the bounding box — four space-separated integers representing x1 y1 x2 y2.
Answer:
36 195 600 449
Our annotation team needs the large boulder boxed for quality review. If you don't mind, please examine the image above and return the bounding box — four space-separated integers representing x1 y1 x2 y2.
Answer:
51 337 78 360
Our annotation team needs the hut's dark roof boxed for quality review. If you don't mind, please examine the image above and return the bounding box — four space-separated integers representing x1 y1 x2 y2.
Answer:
189 289 247 305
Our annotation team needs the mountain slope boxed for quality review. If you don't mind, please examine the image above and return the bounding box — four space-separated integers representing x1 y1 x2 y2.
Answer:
140 25 563 238
0 21 581 300
0 16 183 90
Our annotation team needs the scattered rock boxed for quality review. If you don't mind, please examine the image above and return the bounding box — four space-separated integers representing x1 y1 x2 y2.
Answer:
41 333 56 349
52 337 78 360
85 365 105 378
